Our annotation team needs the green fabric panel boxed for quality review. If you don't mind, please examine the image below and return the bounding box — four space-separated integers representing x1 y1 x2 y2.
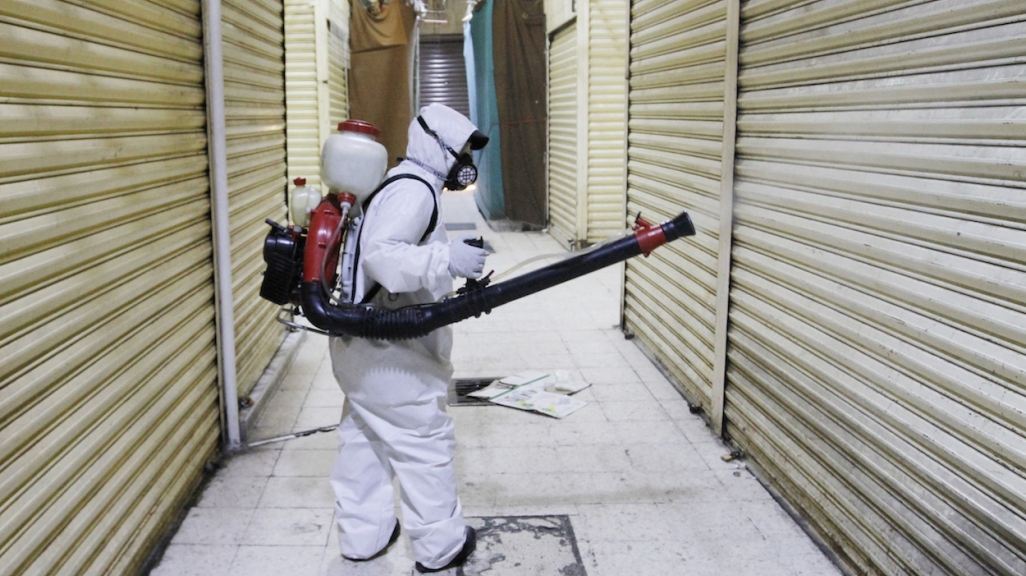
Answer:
470 0 504 220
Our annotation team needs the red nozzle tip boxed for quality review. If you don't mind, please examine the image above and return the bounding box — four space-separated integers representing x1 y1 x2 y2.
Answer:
635 225 668 257
294 177 307 186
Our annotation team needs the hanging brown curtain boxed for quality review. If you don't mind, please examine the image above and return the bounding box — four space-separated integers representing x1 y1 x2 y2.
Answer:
349 0 416 165
493 0 547 226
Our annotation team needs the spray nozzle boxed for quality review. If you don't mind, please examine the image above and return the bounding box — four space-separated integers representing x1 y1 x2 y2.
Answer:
632 212 654 231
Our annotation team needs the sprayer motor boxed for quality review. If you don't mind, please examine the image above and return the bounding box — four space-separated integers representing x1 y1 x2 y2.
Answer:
259 219 305 307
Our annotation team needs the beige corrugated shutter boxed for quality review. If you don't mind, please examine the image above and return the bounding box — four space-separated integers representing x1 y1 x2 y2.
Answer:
285 0 322 189
328 0 350 126
419 35 471 117
584 0 628 243
623 0 728 408
222 0 288 397
725 2 1026 575
547 22 578 243
0 1 219 573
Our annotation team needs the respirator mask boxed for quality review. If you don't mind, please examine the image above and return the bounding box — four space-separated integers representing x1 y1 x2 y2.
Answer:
417 116 488 191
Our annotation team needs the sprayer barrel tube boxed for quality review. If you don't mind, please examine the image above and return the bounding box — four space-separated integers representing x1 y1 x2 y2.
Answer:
300 210 695 340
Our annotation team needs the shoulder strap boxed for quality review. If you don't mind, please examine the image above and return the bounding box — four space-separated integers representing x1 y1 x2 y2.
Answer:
355 174 439 304
361 174 438 242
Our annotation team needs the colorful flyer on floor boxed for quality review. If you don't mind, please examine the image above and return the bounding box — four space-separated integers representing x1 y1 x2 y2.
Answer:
489 387 588 419
523 390 588 419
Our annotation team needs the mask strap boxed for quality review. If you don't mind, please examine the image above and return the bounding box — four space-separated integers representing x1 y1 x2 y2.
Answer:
400 156 448 181
417 116 461 161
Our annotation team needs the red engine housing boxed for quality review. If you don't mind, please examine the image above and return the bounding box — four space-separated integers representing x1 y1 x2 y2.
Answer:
302 195 343 283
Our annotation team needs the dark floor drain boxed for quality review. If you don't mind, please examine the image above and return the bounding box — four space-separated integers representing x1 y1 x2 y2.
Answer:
463 515 587 576
445 222 478 231
448 378 499 406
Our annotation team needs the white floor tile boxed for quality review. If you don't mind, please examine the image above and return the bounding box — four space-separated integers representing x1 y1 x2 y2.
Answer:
578 366 642 385
588 381 655 402
456 445 561 476
280 430 340 451
743 498 822 551
273 449 338 477
150 544 237 576
715 466 776 503
172 508 254 545
574 500 757 544
227 545 324 576
304 388 347 408
294 406 343 430
318 539 414 576
598 399 670 421
258 477 335 509
249 415 300 441
289 353 324 377
242 508 334 547
265 389 311 411
310 366 340 391
644 373 690 400
279 371 318 391
620 442 711 473
572 351 632 369
196 475 269 509
551 444 634 473
543 419 685 447
565 338 622 357
582 539 695 576
691 437 747 471
219 448 282 478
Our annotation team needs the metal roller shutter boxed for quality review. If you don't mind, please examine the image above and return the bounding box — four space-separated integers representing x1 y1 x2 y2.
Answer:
624 0 729 408
285 0 321 189
548 22 578 242
328 0 350 126
0 0 219 573
419 35 470 118
726 1 1026 574
585 0 628 243
222 0 288 397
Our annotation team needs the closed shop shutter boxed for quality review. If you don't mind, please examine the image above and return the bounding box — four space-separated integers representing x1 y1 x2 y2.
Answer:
585 0 628 243
419 35 470 118
285 0 321 189
726 2 1026 575
0 0 219 573
624 0 729 408
222 0 288 397
547 22 578 242
328 0 350 126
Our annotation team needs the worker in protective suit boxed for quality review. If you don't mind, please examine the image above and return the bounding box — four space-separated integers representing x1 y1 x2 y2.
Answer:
329 103 489 573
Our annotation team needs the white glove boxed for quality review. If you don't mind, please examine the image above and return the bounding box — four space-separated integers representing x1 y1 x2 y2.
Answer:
448 234 488 279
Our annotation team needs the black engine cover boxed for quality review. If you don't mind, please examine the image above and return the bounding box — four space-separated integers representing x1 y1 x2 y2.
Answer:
260 219 304 306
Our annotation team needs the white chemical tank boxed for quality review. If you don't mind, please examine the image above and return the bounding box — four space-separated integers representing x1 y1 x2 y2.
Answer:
289 177 321 227
321 119 388 204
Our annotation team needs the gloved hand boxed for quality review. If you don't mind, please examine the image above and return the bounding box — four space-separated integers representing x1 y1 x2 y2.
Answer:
448 234 488 279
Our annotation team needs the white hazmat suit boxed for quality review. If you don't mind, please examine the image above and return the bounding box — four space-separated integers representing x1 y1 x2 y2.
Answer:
329 104 486 570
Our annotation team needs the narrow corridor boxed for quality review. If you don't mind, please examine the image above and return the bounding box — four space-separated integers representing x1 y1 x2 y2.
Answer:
152 190 841 576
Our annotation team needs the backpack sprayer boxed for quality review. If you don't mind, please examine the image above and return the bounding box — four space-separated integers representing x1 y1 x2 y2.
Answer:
258 120 696 340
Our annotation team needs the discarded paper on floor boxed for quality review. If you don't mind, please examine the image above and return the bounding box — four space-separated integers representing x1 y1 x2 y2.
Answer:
468 370 589 419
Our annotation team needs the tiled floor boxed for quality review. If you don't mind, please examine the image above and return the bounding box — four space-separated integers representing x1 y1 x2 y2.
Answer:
151 190 842 576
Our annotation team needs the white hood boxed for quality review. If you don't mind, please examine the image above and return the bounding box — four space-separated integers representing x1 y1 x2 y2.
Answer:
404 103 480 180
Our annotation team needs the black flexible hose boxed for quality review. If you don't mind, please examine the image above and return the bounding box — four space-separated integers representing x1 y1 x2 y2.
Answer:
301 210 696 340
